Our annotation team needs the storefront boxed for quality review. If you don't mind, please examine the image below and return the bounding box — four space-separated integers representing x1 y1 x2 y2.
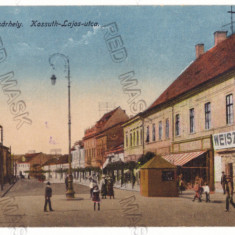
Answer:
213 131 235 190
161 151 210 190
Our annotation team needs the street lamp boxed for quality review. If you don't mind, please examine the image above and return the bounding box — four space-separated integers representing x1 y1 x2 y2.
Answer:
49 53 75 199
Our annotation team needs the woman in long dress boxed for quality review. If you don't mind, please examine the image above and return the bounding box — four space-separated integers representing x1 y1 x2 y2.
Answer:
101 176 107 199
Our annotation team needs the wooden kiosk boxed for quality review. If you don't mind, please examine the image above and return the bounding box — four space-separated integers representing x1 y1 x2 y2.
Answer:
140 156 178 197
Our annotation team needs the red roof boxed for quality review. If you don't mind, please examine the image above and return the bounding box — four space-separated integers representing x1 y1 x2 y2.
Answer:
43 155 68 166
84 107 120 140
105 144 124 155
148 34 235 111
95 107 119 128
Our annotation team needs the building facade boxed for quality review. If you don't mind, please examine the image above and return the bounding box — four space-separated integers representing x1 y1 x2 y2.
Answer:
123 114 144 162
124 31 235 191
43 155 69 183
83 107 129 168
16 157 30 178
71 140 85 169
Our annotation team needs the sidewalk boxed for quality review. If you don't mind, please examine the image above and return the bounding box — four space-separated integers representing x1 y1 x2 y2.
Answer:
0 181 16 197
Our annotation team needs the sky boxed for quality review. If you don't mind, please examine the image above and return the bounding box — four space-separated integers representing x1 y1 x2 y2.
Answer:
0 5 234 154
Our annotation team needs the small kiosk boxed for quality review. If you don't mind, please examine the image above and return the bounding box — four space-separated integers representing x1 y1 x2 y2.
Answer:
140 156 178 197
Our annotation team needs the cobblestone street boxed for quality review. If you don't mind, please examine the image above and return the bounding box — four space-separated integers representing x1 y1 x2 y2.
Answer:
0 179 235 227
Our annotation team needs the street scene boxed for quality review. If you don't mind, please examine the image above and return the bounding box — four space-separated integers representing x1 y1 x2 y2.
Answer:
0 178 235 227
0 5 235 230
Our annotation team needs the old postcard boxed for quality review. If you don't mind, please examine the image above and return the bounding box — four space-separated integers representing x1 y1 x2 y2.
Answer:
0 4 235 234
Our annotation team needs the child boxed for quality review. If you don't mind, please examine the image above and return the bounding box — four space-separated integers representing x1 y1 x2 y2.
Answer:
92 185 101 211
203 183 210 202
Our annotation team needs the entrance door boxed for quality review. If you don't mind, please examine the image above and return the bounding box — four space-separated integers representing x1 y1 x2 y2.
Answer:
225 163 233 177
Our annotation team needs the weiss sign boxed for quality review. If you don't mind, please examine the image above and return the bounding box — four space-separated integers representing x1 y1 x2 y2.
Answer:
213 131 235 150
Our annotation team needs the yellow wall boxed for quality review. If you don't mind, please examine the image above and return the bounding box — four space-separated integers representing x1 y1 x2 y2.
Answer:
123 117 144 161
144 74 235 154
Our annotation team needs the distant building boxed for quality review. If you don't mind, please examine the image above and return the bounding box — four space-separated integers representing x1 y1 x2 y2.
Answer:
15 152 55 178
71 140 85 168
43 155 69 182
16 156 30 178
0 125 12 185
0 145 12 184
103 144 125 169
83 107 129 168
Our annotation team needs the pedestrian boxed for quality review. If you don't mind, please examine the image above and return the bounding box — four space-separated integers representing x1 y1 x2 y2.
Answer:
89 177 95 199
221 171 227 194
202 182 210 202
92 185 101 211
225 176 235 212
65 175 69 190
132 174 136 189
177 174 184 194
107 177 114 199
192 177 202 202
100 175 107 199
44 182 54 212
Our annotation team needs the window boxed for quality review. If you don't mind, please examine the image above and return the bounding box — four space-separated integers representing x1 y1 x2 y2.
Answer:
159 121 162 140
146 126 149 142
189 108 195 133
152 124 156 141
205 102 211 129
162 171 175 181
140 128 143 144
175 114 180 136
165 119 169 139
133 131 136 146
137 130 139 145
226 94 233 125
130 133 132 146
125 132 128 147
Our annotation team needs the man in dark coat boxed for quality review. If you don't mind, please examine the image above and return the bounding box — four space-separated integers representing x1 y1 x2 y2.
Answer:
65 175 69 190
221 171 227 194
225 176 235 212
44 182 54 212
107 177 114 199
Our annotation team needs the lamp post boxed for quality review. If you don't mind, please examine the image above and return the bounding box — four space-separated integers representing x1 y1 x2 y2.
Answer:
49 53 75 199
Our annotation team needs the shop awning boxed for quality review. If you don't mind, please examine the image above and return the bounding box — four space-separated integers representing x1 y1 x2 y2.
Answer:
162 151 206 166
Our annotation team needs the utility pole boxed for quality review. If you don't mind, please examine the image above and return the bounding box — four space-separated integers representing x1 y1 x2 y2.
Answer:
228 6 235 34
223 6 235 35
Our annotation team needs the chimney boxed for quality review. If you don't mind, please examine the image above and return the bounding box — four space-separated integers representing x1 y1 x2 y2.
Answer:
195 44 204 59
214 31 227 46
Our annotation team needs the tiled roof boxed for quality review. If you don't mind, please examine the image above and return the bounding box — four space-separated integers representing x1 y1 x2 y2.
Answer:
105 144 124 155
25 152 41 158
95 106 119 128
43 155 68 166
141 156 176 169
148 34 235 111
84 107 120 139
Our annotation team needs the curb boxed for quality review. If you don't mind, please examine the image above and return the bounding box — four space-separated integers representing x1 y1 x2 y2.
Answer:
0 181 17 198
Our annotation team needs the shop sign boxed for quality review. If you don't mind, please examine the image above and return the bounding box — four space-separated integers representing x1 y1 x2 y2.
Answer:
213 131 235 150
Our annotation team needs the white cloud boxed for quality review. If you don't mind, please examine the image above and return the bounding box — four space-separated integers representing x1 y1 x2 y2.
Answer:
17 42 45 52
65 26 101 47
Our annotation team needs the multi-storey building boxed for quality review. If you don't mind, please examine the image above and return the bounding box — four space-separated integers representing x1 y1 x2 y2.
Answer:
0 125 12 185
122 113 144 162
124 31 235 191
83 107 129 168
43 155 69 182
